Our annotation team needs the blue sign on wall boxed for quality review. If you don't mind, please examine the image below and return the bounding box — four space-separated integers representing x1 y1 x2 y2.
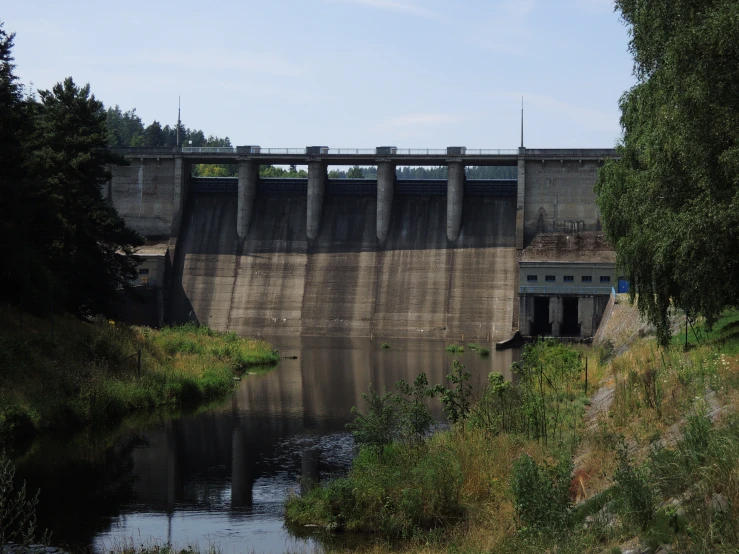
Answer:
618 278 630 294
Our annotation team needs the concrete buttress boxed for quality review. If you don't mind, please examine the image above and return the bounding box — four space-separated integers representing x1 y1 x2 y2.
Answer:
237 160 258 239
171 156 186 236
376 161 395 243
516 149 526 250
307 161 326 240
446 161 465 241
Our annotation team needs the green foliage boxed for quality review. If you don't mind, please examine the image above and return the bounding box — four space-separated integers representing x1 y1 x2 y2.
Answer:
595 0 739 346
346 165 364 179
438 360 473 431
381 342 391 349
394 373 438 446
285 442 463 538
0 455 45 552
446 344 464 353
510 453 573 532
614 442 654 529
346 388 397 458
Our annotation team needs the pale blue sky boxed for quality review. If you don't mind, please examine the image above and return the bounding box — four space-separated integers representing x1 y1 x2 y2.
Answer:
5 0 633 148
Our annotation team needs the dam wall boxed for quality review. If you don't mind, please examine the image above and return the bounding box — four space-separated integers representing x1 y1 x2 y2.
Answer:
170 191 517 340
523 158 604 246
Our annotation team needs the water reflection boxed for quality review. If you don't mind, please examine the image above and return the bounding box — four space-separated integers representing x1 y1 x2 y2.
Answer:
16 337 517 553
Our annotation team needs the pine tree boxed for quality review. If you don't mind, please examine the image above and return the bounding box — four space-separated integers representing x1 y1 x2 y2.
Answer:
28 77 143 315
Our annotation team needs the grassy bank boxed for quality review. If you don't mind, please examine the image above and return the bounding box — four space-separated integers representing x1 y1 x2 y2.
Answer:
285 313 739 553
0 307 278 446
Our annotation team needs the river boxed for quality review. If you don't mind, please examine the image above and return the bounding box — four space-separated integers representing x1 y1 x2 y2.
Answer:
14 337 518 554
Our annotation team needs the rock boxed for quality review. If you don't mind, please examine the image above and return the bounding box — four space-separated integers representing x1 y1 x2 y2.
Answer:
655 545 673 554
710 493 729 514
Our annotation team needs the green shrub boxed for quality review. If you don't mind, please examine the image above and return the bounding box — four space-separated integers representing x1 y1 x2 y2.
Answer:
511 453 573 531
0 405 38 442
346 388 397 458
286 443 463 538
446 345 464 353
381 342 391 349
0 455 45 550
614 443 654 528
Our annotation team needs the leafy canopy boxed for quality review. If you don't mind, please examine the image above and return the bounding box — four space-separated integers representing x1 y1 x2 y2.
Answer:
595 0 739 345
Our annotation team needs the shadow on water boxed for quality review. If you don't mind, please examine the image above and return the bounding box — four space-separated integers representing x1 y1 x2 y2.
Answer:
13 337 518 553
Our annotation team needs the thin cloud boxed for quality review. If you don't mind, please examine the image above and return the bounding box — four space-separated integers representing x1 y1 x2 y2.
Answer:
327 0 447 21
499 90 618 132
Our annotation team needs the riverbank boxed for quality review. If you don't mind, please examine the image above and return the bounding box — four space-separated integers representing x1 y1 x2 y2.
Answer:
286 310 739 553
0 307 279 447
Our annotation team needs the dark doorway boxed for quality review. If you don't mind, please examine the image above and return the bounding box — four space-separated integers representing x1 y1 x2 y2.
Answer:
532 297 552 336
561 297 581 337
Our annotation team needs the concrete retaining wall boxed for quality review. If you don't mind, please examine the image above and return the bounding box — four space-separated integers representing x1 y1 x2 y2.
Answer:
524 159 602 246
107 158 182 237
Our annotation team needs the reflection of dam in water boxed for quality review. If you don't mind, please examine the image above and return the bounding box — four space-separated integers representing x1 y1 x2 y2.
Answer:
16 340 517 552
127 338 517 512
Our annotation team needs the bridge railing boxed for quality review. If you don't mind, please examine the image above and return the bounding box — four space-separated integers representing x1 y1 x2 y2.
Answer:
327 148 376 155
520 286 613 295
394 149 448 156
466 149 519 156
258 148 307 155
182 146 236 154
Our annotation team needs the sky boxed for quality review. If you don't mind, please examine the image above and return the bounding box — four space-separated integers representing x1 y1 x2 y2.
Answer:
4 0 634 149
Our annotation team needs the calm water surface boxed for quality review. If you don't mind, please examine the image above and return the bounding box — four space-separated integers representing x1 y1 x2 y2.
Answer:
16 337 518 554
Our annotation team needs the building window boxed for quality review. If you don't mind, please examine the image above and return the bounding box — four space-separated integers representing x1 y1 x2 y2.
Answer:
545 275 556 282
138 268 150 275
563 276 574 282
600 276 611 283
582 275 592 283
527 275 538 282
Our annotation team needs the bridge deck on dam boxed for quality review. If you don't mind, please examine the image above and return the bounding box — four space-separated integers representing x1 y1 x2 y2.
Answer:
171 191 518 340
190 177 518 196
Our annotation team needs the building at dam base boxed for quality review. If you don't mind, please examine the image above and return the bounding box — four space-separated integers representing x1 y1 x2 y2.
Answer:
107 146 617 340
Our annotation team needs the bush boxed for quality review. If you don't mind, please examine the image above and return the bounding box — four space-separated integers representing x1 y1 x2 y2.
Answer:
614 443 654 528
511 453 573 531
346 388 397 458
0 405 38 443
0 455 44 550
286 442 464 538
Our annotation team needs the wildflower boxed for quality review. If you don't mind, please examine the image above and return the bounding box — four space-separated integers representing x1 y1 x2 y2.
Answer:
108 320 115 326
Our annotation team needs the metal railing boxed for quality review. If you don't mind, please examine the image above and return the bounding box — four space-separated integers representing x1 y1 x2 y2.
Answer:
520 286 613 295
465 149 518 156
258 148 307 155
181 146 236 154
327 148 376 155
395 149 448 156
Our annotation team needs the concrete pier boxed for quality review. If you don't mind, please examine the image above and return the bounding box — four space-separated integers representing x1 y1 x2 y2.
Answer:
549 296 563 336
446 161 465 241
237 160 258 239
307 161 326 240
516 148 526 250
171 156 186 236
376 161 395 243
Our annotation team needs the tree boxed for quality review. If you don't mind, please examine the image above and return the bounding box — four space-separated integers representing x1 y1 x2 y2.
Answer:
28 77 143 315
347 165 364 179
143 120 164 147
595 0 739 345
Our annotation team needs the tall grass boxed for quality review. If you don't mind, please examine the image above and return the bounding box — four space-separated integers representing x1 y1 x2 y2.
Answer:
0 309 278 445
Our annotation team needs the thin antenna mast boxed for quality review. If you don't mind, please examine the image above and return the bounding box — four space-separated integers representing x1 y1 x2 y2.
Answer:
520 97 524 149
177 96 181 147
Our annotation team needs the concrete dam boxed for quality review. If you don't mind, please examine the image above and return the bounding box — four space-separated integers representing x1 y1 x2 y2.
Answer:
108 147 617 340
